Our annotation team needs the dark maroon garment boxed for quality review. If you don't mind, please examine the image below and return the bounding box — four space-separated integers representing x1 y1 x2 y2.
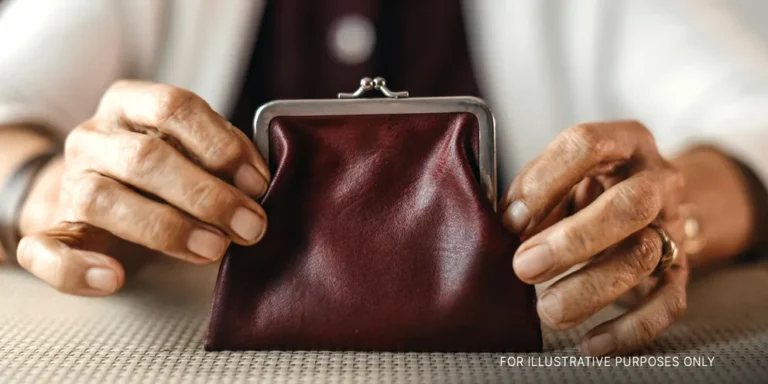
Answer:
229 0 482 135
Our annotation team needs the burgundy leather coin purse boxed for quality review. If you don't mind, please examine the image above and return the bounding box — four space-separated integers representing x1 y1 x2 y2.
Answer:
206 77 542 352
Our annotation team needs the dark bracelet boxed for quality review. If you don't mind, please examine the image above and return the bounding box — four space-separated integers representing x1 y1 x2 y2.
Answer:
0 149 60 265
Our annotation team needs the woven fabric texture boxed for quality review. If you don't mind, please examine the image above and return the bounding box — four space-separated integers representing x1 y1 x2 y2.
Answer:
1 259 767 384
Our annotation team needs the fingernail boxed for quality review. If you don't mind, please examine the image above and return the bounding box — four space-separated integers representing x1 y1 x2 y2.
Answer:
230 207 265 242
234 164 267 196
502 200 531 233
85 267 118 293
513 243 554 280
582 333 617 356
187 229 229 260
537 291 563 323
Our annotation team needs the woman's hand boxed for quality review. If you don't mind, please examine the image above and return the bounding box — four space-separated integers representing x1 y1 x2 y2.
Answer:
501 120 689 356
16 80 270 296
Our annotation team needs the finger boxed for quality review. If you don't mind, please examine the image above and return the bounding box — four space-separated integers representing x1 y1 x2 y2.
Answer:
516 178 605 240
580 262 689 356
573 177 604 212
513 171 665 283
60 172 236 263
17 224 125 296
522 194 569 240
519 180 577 239
536 228 662 329
616 276 659 309
657 163 686 221
66 127 267 245
615 215 685 308
97 80 270 196
501 120 657 234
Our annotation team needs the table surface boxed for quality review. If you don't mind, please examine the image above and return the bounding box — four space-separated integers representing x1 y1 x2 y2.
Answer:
1 259 767 384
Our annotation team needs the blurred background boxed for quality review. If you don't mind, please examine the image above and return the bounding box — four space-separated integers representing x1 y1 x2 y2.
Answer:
1 2 768 383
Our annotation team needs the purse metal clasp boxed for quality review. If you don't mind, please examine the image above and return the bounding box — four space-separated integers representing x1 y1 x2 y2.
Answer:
255 85 497 210
338 77 409 99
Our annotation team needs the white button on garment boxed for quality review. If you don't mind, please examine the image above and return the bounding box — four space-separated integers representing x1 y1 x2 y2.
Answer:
328 15 376 65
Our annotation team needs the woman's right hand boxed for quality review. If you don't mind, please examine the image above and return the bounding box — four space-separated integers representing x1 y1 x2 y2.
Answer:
15 80 271 296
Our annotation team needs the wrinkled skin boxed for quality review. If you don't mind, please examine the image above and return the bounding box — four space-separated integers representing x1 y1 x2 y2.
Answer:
500 120 688 356
14 81 687 356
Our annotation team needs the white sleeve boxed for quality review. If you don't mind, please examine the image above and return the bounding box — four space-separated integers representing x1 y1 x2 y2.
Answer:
609 0 768 185
0 0 132 138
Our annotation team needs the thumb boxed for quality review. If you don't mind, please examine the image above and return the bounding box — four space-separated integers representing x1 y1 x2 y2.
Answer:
17 222 126 296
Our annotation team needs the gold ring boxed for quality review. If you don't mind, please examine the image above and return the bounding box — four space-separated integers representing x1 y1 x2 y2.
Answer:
648 223 678 273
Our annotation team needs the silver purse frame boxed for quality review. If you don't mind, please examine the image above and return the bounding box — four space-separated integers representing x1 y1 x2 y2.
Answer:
252 77 498 211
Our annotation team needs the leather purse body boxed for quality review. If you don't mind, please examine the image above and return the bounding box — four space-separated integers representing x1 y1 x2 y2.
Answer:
206 78 542 352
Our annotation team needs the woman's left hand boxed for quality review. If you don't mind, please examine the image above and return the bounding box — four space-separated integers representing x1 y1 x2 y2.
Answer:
501 120 689 356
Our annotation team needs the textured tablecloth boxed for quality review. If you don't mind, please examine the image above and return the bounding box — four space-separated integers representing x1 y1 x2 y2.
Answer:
1 259 767 384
